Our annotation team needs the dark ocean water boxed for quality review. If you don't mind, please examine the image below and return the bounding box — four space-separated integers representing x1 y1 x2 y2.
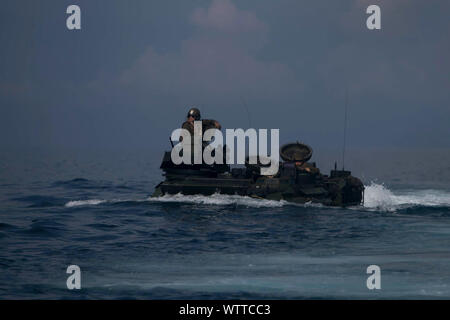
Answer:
1 148 450 299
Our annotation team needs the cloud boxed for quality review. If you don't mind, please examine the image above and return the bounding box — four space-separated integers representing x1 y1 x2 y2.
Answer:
87 0 449 147
313 0 450 103
116 0 301 104
190 0 267 33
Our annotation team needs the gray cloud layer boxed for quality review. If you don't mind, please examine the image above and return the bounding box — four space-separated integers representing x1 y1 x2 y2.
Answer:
1 0 449 151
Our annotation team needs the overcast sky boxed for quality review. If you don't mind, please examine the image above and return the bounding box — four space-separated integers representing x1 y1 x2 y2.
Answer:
1 0 449 152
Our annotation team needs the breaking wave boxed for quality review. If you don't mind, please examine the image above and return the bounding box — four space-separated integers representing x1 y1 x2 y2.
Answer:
148 193 288 208
363 182 450 212
65 199 108 207
64 194 289 208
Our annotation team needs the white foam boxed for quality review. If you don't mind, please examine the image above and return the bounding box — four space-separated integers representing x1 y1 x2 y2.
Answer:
64 194 288 208
148 193 287 208
65 199 107 207
363 182 450 211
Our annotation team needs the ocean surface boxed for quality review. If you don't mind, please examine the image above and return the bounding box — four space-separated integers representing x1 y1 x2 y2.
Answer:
1 148 450 299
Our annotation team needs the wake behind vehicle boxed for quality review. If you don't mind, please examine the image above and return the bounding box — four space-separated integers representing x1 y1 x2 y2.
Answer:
152 142 364 207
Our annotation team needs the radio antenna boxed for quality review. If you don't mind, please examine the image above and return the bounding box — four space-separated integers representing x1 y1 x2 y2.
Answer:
342 88 349 171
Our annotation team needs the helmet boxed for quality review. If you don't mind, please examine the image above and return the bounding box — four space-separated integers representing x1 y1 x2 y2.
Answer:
187 107 201 120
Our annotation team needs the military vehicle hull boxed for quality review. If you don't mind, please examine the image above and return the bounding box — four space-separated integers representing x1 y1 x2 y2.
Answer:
152 150 364 207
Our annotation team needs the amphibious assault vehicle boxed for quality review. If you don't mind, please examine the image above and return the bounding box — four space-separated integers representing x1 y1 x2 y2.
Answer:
152 142 364 206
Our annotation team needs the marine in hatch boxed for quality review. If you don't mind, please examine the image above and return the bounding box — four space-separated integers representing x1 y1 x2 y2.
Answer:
181 107 221 137
178 107 224 164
